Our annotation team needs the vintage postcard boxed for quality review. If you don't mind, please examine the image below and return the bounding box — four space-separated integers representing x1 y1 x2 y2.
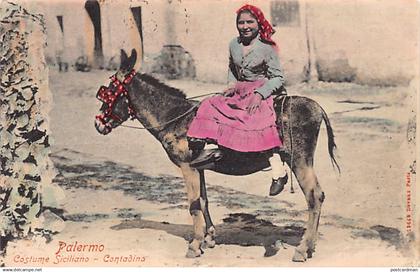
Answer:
0 0 419 268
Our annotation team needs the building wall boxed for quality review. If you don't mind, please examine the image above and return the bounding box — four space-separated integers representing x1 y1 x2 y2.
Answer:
20 0 150 69
100 0 143 68
309 0 419 85
20 0 419 86
166 0 419 85
21 1 88 63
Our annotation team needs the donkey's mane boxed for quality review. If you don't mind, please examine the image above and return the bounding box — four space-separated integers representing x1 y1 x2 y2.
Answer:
137 73 187 99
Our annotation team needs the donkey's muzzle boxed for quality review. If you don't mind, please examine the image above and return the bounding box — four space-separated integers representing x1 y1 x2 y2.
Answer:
94 116 111 135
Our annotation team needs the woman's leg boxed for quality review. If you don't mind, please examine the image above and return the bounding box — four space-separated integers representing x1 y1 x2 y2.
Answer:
267 148 288 196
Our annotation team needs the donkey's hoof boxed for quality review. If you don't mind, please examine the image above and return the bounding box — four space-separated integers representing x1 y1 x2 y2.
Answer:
307 248 314 259
207 226 216 236
186 248 202 258
206 239 216 248
292 249 307 262
202 235 216 249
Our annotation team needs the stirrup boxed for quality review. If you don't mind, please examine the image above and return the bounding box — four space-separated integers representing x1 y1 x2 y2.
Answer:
190 148 222 168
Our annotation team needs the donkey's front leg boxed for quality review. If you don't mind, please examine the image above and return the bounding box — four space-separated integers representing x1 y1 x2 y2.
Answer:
180 163 206 258
199 170 216 249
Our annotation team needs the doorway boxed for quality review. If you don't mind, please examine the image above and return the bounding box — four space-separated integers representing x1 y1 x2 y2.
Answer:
85 0 103 67
130 6 144 61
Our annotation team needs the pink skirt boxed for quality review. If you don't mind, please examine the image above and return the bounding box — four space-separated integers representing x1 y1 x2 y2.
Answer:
187 80 283 152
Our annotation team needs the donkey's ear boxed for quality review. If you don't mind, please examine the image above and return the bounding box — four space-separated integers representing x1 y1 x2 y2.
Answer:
120 49 129 70
126 49 137 72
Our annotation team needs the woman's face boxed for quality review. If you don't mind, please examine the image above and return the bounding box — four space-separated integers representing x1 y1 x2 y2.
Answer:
237 11 259 40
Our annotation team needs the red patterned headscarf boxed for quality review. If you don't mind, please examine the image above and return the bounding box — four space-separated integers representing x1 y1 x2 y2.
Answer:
236 4 276 46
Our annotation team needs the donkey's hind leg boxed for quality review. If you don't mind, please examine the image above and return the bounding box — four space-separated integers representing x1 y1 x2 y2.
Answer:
180 164 206 258
292 165 325 262
199 170 216 249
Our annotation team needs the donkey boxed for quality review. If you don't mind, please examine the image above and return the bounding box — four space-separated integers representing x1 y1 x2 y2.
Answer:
94 49 339 262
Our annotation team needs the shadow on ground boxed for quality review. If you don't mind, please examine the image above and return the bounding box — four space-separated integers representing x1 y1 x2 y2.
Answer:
51 148 407 254
51 148 302 215
111 212 305 257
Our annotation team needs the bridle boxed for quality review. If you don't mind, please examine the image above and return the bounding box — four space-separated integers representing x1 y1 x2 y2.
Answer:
95 70 136 130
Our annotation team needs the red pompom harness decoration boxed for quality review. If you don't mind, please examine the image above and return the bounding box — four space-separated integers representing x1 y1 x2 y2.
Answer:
95 70 136 128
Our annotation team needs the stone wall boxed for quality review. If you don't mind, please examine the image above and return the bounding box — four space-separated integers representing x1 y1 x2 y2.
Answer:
0 2 63 260
150 45 196 79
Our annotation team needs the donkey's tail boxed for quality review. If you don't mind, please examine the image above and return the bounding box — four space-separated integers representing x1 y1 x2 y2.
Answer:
321 107 341 174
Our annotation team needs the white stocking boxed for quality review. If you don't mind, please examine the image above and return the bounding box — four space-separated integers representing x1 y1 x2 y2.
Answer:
268 153 287 179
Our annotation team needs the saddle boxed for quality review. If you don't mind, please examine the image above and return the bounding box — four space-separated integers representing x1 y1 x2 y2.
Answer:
272 85 288 97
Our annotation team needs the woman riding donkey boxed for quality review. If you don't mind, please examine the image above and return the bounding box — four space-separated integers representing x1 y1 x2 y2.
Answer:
187 4 289 196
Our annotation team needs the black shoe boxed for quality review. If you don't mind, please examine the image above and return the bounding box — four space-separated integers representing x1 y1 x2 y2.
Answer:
269 173 288 196
190 148 223 168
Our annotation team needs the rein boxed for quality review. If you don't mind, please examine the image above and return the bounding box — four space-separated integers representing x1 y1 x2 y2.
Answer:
287 96 295 193
121 103 199 130
96 70 222 131
120 92 221 130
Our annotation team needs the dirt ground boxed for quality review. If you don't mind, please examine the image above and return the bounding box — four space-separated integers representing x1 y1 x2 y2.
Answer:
3 69 418 267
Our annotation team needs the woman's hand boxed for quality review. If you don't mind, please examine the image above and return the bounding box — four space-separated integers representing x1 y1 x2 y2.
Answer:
223 86 237 97
246 92 263 114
